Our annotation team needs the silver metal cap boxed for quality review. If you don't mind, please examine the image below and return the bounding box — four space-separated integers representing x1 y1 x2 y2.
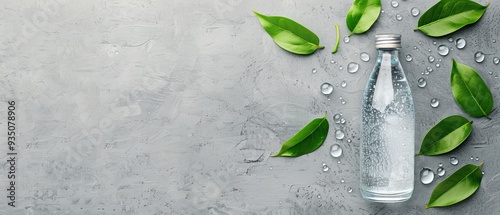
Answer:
375 34 401 49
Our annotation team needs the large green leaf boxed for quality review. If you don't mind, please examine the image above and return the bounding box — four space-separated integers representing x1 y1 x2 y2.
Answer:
417 115 472 156
426 163 484 209
272 114 329 157
346 0 381 36
415 0 489 37
253 11 324 55
451 59 493 119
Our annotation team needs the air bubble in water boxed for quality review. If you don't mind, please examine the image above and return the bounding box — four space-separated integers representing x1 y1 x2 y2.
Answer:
321 83 333 95
455 38 466 49
430 98 439 108
437 167 445 177
437 45 449 56
428 55 435 63
330 144 343 157
391 0 399 8
450 157 459 165
405 54 412 62
360 52 370 62
347 62 359 73
335 130 345 140
411 7 420 17
475 51 485 63
417 77 427 88
396 14 403 21
420 168 435 185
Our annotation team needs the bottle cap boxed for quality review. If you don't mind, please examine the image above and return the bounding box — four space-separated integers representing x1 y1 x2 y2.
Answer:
376 34 401 49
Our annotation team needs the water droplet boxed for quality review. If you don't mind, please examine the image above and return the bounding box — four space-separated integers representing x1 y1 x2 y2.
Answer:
413 46 418 50
405 54 413 62
428 55 435 63
427 67 433 72
448 37 454 43
347 62 359 73
331 60 336 64
470 156 474 160
321 83 334 95
312 68 317 74
439 163 443 167
269 167 273 170
340 80 347 88
339 117 346 124
344 36 350 43
341 179 345 183
339 66 343 70
493 57 499 65
347 138 352 143
482 171 485 175
437 167 445 177
347 187 353 193
455 38 466 49
322 162 326 166
381 9 385 13
333 114 342 123
489 71 493 75
391 0 399 8
433 41 437 45
411 7 420 17
337 160 341 164
493 39 497 43
450 157 459 165
435 63 441 68
417 77 427 88
437 45 449 56
360 52 370 62
335 130 345 140
475 51 485 63
330 144 343 158
430 98 439 108
438 58 442 62
396 14 403 21
317 194 321 199
322 165 329 172
476 156 479 161
420 168 435 185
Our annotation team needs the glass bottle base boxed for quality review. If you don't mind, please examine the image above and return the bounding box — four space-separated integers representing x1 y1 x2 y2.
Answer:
360 189 412 203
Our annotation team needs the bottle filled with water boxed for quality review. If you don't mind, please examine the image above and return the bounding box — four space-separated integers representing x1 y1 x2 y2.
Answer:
360 34 414 202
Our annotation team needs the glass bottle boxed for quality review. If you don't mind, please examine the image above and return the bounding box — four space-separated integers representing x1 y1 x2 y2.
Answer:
360 34 415 202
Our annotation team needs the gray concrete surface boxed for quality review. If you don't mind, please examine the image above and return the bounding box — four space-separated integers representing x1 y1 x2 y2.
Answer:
1 0 499 214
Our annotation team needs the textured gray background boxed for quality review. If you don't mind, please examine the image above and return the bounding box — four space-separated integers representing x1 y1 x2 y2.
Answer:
1 0 499 214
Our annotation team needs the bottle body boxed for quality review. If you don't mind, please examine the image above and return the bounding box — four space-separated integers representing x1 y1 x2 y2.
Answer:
360 49 415 202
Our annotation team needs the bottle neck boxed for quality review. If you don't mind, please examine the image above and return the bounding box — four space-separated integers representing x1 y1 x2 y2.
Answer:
377 49 400 57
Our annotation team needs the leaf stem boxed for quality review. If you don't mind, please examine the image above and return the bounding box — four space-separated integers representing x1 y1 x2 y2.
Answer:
332 24 340 54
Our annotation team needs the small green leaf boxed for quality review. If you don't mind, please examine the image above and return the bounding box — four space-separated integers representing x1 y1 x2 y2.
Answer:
415 0 489 37
426 163 484 209
272 114 329 157
417 115 472 156
332 24 340 54
346 0 381 36
451 59 494 119
253 11 324 55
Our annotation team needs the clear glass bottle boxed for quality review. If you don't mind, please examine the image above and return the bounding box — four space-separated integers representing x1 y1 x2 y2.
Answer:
360 34 415 202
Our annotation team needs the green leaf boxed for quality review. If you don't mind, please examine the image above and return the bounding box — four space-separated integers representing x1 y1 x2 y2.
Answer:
332 24 340 54
253 11 324 55
415 0 489 37
346 0 381 36
272 114 329 157
426 163 484 209
417 115 472 156
451 59 494 119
